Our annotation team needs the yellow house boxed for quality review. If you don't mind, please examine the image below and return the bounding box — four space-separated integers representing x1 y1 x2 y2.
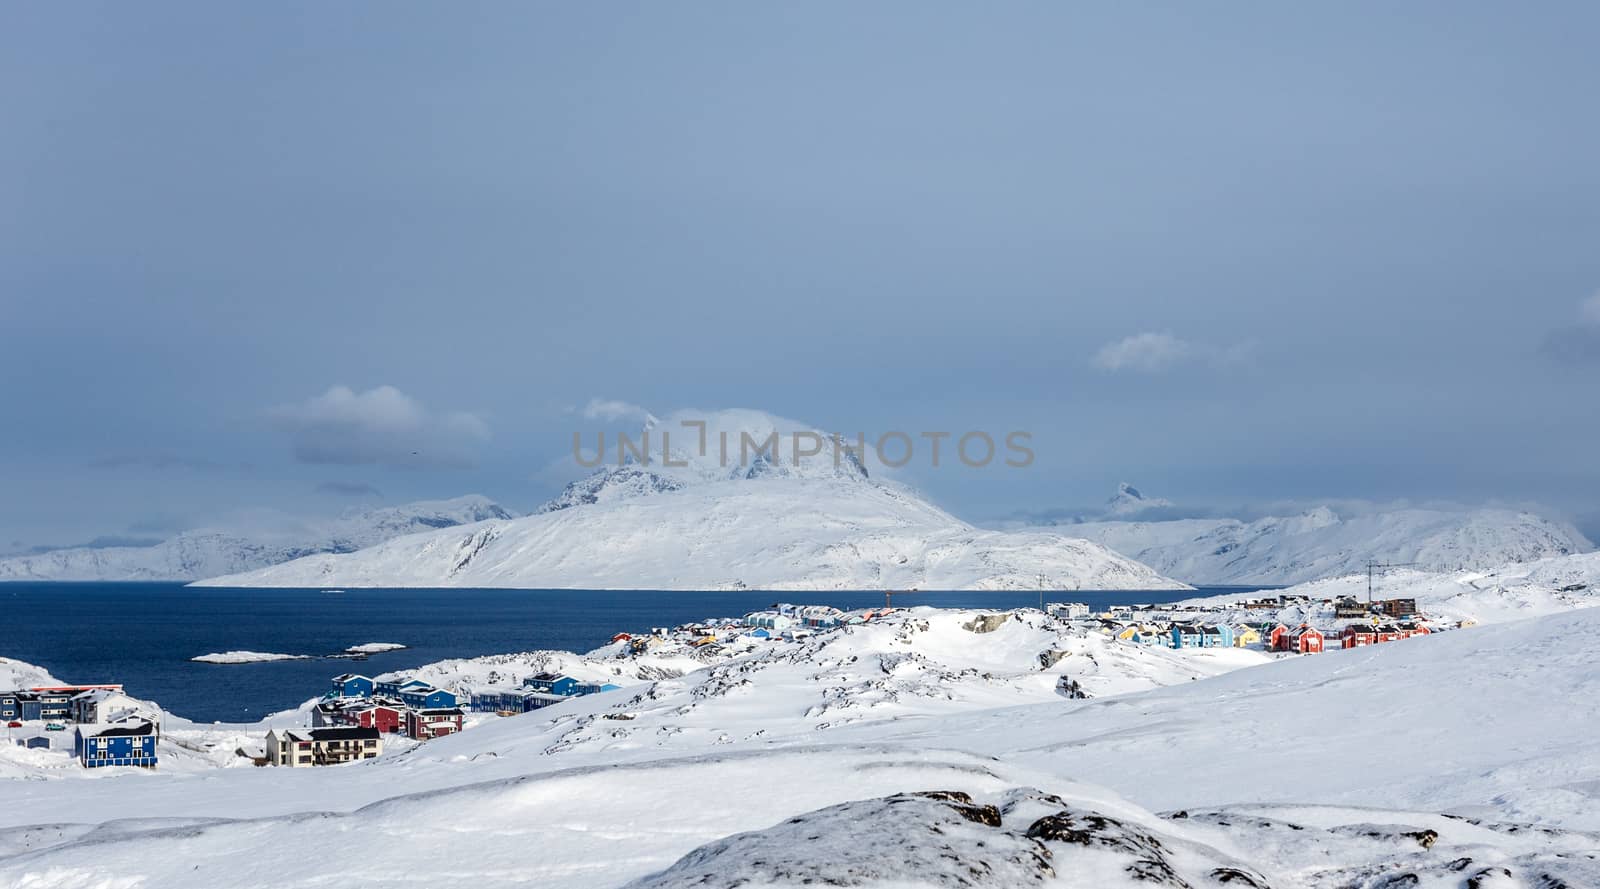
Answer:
1115 625 1140 642
1233 627 1262 647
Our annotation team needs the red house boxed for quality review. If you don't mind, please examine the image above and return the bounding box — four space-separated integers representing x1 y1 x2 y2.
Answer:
611 633 632 643
1373 625 1405 644
1343 623 1430 649
1341 625 1377 649
406 707 464 740
1287 625 1324 654
347 704 404 734
1267 624 1291 651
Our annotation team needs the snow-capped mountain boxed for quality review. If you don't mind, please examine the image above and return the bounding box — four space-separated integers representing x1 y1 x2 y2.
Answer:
196 410 1186 591
1101 481 1174 517
1016 485 1591 586
0 495 515 582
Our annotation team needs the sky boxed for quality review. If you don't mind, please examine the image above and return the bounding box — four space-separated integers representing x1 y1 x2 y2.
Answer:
3 2 1599 551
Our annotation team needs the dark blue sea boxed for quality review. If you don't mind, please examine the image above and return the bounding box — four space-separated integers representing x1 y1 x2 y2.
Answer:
0 583 1239 722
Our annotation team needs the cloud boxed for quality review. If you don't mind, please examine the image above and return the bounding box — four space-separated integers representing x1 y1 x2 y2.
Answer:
580 398 659 426
314 481 385 498
1091 332 1251 373
1541 293 1600 364
268 385 490 468
1091 332 1192 372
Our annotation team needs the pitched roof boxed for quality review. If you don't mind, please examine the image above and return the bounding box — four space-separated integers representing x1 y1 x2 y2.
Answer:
76 720 155 738
308 726 381 742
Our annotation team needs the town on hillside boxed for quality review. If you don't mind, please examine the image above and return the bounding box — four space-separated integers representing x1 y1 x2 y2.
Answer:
4 593 1453 772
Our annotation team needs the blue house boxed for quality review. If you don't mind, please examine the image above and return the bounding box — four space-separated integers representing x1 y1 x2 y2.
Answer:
523 673 581 697
1171 624 1234 649
399 686 460 710
0 693 19 720
75 721 158 768
375 676 431 698
16 691 73 722
467 690 498 713
330 674 375 699
469 689 569 713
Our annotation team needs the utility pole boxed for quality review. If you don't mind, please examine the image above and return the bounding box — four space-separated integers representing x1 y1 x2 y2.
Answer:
1364 560 1418 603
1036 573 1048 611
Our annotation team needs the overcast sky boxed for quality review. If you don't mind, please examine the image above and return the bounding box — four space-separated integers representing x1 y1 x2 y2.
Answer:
4 2 1599 550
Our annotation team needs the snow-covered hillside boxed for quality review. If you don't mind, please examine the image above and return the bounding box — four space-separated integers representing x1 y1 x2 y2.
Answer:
1181 549 1600 627
0 495 515 582
3 606 1599 887
1035 488 1591 585
196 411 1186 591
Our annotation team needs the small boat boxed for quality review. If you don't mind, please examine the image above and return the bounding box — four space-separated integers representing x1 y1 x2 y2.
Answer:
320 589 346 594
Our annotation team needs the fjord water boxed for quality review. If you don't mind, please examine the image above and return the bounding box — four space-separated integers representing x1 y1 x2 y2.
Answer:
0 582 1226 722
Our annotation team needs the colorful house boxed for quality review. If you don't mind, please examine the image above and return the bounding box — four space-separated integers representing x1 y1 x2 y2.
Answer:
1269 624 1325 653
1232 627 1262 648
15 690 74 723
375 676 432 698
348 703 405 734
1266 624 1292 651
398 686 461 710
1341 625 1378 648
75 720 158 768
1287 626 1325 654
1171 624 1234 648
523 673 580 696
330 674 375 699
406 707 464 740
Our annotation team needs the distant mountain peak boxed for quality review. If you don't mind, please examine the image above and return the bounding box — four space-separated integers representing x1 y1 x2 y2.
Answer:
1104 482 1175 517
542 409 872 514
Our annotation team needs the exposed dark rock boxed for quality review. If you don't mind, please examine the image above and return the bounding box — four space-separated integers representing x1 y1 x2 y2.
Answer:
1211 867 1271 887
963 613 1013 634
1467 867 1514 888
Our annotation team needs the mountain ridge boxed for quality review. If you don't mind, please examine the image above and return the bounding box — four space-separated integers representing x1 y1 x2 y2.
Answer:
0 495 515 582
1007 485 1591 585
195 410 1188 591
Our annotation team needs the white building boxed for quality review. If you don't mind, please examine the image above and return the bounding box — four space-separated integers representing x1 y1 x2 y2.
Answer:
266 727 382 767
743 611 797 630
1046 602 1091 620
